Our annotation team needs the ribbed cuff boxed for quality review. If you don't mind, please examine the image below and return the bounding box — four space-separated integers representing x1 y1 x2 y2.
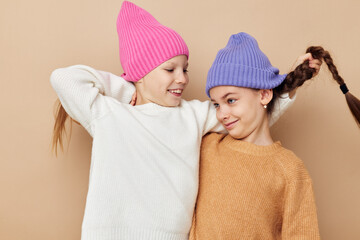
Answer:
81 227 188 240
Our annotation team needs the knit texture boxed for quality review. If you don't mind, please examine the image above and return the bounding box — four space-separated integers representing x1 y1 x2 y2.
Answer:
50 65 294 239
206 32 287 97
117 1 189 82
190 133 320 240
50 65 223 240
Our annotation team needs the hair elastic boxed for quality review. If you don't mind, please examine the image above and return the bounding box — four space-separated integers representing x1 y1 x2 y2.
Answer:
340 84 349 94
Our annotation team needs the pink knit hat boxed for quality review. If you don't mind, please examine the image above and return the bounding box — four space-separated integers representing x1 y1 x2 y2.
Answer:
117 1 189 82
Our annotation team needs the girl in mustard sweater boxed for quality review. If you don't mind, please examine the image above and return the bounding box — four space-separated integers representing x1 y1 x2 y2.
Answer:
190 32 360 239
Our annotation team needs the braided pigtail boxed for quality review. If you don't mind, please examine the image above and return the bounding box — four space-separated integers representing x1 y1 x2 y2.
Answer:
269 46 360 127
308 46 360 127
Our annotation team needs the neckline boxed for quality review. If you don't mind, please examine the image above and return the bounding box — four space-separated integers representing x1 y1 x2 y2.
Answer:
133 102 176 112
222 134 282 156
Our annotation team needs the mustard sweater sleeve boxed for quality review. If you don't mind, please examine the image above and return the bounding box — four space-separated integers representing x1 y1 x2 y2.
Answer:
282 179 321 239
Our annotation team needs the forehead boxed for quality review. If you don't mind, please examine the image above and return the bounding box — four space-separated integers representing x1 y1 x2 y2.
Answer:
162 55 188 66
210 86 257 101
210 86 243 98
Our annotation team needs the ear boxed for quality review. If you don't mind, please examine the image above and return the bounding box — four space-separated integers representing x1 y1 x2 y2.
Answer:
259 89 273 105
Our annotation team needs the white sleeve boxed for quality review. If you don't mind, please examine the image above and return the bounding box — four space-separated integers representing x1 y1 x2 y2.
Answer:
96 70 136 103
269 93 296 127
187 100 226 136
50 65 135 134
204 102 227 135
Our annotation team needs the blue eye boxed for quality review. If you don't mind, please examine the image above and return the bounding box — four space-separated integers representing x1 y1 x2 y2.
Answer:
213 103 219 108
227 99 236 104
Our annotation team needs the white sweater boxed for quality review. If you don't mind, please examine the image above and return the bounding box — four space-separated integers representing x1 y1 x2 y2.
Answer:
50 65 294 240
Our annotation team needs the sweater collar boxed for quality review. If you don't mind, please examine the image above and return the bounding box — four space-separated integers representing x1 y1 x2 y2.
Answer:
134 102 172 112
222 134 282 156
133 99 186 113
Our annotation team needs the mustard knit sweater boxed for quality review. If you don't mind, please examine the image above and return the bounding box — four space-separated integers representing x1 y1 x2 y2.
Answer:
190 133 320 240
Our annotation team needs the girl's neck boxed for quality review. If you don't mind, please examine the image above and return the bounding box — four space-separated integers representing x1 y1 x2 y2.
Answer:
134 88 153 106
239 114 274 146
135 91 147 106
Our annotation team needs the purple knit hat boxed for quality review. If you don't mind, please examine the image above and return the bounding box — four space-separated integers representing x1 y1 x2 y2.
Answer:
117 1 189 82
206 32 287 97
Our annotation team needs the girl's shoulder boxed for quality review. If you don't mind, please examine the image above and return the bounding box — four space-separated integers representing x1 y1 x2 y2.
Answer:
201 132 227 147
200 133 227 160
274 146 312 183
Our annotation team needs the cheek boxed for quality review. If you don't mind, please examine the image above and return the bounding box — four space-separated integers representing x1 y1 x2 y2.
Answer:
236 104 256 122
144 83 164 100
184 76 190 86
233 102 247 116
154 81 167 94
215 110 221 122
147 84 159 96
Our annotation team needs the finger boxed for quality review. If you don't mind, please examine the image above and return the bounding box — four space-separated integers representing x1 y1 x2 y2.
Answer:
308 54 314 61
129 96 133 103
298 53 313 62
309 62 322 69
291 53 316 71
309 63 320 70
309 64 321 77
129 96 136 105
309 59 322 65
129 92 137 105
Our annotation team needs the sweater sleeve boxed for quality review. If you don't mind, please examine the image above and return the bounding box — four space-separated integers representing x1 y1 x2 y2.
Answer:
186 100 226 135
281 179 321 239
269 93 296 126
50 65 135 135
203 101 226 135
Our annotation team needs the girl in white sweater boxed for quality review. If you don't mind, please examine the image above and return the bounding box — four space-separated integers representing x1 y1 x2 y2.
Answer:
50 1 319 240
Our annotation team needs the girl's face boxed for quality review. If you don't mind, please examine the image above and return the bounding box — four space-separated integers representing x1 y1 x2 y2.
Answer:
135 55 189 107
210 86 271 142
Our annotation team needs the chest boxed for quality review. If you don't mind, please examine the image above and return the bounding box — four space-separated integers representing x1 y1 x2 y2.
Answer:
199 151 287 209
92 105 202 160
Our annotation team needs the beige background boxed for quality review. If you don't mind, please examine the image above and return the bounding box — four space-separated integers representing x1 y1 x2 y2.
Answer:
1 0 360 239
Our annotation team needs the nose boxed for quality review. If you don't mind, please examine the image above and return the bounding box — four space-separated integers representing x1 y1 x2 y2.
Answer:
217 105 230 121
175 72 188 84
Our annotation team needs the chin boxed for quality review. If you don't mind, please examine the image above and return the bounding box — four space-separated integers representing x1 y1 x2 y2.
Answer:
159 101 181 107
169 102 181 107
228 133 244 140
227 128 248 140
167 99 182 107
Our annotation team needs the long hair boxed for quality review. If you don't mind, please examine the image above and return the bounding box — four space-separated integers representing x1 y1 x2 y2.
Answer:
268 46 360 127
52 100 72 156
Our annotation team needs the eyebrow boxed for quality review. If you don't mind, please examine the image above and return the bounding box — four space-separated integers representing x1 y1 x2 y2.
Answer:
210 92 237 102
164 62 189 68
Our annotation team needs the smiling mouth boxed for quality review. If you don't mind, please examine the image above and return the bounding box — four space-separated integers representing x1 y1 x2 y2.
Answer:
224 120 239 129
168 89 183 97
